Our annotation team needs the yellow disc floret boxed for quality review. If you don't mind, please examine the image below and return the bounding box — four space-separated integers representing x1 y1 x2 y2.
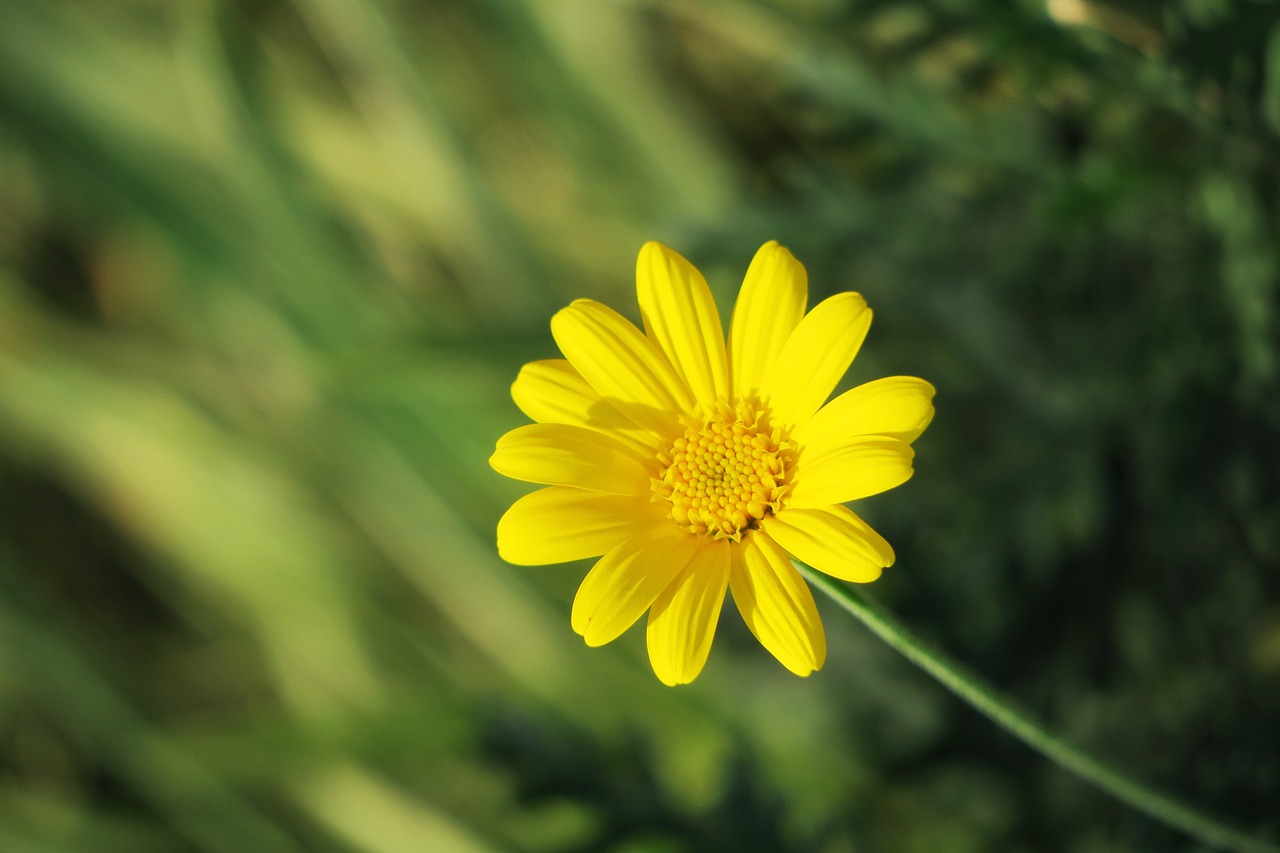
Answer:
652 399 797 541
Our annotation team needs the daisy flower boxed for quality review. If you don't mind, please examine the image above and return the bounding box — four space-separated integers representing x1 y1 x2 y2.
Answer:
490 242 934 685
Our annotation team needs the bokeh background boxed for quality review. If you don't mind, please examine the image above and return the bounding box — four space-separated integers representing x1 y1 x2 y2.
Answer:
1 1 1278 850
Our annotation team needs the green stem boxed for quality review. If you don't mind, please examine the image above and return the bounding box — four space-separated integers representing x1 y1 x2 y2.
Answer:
799 565 1278 853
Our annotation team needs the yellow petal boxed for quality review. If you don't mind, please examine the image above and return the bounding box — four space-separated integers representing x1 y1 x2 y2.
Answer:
511 359 658 453
793 376 936 450
571 525 702 646
551 299 692 440
761 505 892 583
489 423 648 495
788 437 914 508
761 293 871 429
646 541 731 685
636 242 729 406
732 533 826 676
728 241 808 400
497 486 665 565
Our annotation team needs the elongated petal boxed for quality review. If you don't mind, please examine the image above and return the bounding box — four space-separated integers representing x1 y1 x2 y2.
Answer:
636 242 729 407
762 505 892 583
793 376 936 450
511 359 658 453
552 299 691 439
788 437 914 508
647 541 731 685
729 241 808 399
490 423 649 495
732 533 825 675
762 293 871 429
572 525 702 646
498 486 665 565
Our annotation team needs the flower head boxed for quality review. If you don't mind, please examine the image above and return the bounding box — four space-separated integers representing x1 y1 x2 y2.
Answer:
491 242 934 685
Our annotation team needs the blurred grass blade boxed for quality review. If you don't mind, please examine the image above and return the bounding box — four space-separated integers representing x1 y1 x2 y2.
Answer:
0 589 302 853
292 764 497 853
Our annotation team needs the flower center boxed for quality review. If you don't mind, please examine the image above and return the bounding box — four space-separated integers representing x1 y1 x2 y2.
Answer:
652 399 796 540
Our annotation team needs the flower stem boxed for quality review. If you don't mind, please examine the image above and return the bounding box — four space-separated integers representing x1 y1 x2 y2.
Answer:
799 565 1278 853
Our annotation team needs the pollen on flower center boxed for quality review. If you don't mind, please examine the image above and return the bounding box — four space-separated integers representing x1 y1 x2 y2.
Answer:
652 399 797 541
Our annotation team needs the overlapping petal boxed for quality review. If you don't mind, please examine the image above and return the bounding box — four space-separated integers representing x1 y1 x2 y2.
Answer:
762 505 893 583
551 299 693 440
761 292 871 428
636 242 729 407
571 526 703 647
489 423 648 495
792 376 936 450
497 486 665 565
511 359 658 453
729 241 808 399
788 437 914 508
647 541 731 685
732 533 825 676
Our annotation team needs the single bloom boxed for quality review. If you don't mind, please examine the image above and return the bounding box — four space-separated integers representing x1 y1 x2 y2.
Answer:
490 241 934 685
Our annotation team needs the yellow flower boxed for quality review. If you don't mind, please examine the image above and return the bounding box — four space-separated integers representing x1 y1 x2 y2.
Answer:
491 241 934 685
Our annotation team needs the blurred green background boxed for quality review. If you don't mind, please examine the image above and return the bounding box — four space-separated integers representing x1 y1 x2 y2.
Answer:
1 1 1278 850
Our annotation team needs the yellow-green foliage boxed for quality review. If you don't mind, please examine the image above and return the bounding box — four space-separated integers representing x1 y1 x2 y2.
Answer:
0 2 1277 850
